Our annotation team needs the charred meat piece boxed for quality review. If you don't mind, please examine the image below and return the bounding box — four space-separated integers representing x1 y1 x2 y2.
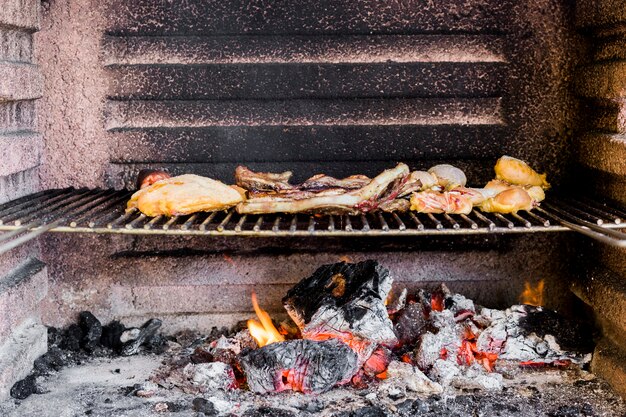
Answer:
299 174 371 191
237 163 410 214
235 166 293 192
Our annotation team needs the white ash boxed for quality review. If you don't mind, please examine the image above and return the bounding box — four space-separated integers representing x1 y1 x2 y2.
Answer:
379 361 442 396
120 328 141 343
184 362 237 392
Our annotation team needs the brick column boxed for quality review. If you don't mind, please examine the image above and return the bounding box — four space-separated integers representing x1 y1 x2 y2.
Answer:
575 0 626 398
0 0 48 400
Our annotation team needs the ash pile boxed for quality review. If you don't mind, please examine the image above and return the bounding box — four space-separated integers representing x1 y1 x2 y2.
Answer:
155 260 594 403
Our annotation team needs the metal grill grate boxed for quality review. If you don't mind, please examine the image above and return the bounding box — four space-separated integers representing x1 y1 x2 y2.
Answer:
0 189 624 253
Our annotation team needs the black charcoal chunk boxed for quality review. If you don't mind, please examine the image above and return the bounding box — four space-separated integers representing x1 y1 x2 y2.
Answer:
10 375 37 400
121 318 162 356
242 407 296 417
517 306 594 352
192 398 218 416
101 321 127 351
79 311 102 352
353 407 388 417
62 324 83 351
283 260 396 346
240 339 359 394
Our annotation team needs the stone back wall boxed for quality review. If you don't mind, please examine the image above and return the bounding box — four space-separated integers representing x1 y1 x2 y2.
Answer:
37 0 584 189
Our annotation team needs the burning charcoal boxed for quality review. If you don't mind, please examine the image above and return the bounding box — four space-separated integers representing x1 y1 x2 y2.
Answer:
121 318 162 356
240 339 359 394
379 361 442 395
283 260 397 362
79 311 102 352
101 320 127 350
363 346 392 377
192 398 218 416
415 310 462 370
10 375 38 400
184 362 237 391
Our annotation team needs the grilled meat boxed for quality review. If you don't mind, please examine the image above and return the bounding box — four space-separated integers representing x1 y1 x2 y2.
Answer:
237 163 410 214
428 164 467 190
235 166 293 192
127 174 244 217
409 190 473 214
494 156 550 189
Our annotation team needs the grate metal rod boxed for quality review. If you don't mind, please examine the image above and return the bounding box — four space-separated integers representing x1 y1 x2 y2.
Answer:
216 211 234 232
427 213 443 230
199 212 218 231
328 215 335 232
360 214 370 232
253 216 264 232
550 199 604 225
289 216 298 233
377 212 390 232
443 214 460 229
576 196 625 223
143 215 163 230
392 213 406 231
0 189 71 222
9 189 92 226
235 215 247 232
472 211 495 230
459 213 478 229
272 216 281 232
344 215 353 232
74 191 132 228
524 210 550 227
494 213 514 229
307 216 316 233
181 214 199 230
408 212 424 231
511 212 532 228
126 214 147 229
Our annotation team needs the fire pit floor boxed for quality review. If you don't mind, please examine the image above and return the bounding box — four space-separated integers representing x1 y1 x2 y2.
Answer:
0 352 624 417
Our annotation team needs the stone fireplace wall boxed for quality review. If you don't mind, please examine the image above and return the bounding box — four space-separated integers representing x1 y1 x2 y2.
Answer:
0 0 47 400
573 0 626 398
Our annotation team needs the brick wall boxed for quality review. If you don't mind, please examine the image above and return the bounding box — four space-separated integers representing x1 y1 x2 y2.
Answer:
574 0 626 398
0 0 48 401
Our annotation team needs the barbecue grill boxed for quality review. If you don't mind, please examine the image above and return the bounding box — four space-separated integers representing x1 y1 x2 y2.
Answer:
0 190 624 253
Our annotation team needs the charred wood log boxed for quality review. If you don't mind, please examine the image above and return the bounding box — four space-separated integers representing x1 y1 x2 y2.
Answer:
240 339 359 394
282 260 397 356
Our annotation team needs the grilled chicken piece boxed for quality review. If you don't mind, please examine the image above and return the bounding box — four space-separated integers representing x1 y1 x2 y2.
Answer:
235 166 293 192
127 174 244 217
409 190 473 214
237 163 410 214
428 164 467 190
479 188 534 213
494 156 549 189
379 198 411 212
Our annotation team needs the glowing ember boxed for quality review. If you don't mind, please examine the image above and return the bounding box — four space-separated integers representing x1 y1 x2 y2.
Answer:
247 292 285 347
520 280 545 306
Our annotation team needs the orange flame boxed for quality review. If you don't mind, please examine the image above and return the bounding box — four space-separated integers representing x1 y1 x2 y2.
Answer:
247 292 285 347
520 280 545 306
